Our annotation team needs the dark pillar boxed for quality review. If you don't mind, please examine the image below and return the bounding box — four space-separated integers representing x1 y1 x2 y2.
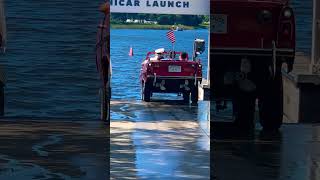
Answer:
0 81 4 116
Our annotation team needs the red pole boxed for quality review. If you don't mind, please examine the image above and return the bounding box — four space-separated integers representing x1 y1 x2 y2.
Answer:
129 46 134 56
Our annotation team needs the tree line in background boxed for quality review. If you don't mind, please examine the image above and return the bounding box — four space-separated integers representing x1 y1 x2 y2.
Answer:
111 13 209 26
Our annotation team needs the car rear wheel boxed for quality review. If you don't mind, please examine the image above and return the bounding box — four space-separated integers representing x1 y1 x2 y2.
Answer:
183 92 190 103
191 83 199 104
233 90 256 132
259 74 283 132
233 77 256 132
142 81 151 102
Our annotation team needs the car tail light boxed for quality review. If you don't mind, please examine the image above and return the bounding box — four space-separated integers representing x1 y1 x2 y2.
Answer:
147 63 160 74
280 23 291 37
148 63 160 68
283 9 292 18
147 63 153 73
277 7 295 48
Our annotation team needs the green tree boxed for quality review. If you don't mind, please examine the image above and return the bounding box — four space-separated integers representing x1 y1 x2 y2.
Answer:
110 13 206 26
157 15 169 25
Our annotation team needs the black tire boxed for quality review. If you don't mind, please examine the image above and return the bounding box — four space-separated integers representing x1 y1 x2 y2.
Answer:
183 92 190 103
258 74 283 132
233 90 256 132
191 83 199 104
142 81 151 102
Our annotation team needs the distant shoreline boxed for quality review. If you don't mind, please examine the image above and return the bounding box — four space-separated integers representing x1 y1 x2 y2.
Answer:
110 23 209 30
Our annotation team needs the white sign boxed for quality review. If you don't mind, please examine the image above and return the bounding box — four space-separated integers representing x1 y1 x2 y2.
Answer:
110 0 210 15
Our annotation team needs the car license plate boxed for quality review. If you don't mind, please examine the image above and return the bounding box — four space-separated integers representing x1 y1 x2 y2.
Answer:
168 65 181 72
211 14 228 34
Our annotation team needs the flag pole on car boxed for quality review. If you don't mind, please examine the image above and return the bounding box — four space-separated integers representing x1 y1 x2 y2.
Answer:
167 27 176 52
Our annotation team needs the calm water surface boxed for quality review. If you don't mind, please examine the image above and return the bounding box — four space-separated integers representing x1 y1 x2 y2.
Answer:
1 0 313 118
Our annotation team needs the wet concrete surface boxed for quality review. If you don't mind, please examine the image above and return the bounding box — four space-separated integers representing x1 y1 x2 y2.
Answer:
0 119 107 180
213 111 320 180
3 99 319 180
110 99 210 180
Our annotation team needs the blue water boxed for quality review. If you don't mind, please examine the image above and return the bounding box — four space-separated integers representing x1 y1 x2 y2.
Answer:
4 1 103 118
1 1 313 118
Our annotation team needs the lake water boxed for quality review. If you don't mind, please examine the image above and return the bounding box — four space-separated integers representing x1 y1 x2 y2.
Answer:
2 0 313 119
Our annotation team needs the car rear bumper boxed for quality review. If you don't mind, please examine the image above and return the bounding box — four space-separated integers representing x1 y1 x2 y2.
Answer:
146 75 202 80
145 76 202 93
210 48 295 58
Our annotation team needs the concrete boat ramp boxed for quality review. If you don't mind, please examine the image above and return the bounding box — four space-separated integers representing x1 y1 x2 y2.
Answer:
0 99 319 180
0 99 210 179
110 99 210 179
111 99 320 180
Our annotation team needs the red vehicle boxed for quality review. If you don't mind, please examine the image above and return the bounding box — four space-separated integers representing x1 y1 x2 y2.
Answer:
96 2 111 123
140 39 205 103
211 0 295 131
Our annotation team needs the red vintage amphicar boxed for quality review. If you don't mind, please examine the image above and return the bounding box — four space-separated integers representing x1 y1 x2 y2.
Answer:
140 39 205 104
211 0 296 132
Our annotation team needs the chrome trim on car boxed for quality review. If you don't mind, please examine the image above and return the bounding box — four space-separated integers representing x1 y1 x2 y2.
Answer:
147 75 202 80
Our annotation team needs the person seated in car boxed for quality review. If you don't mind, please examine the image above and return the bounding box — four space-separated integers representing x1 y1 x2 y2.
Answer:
150 48 165 61
179 52 188 61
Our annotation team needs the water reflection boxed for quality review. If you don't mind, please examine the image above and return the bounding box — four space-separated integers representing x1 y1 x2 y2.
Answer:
0 120 107 179
111 100 210 179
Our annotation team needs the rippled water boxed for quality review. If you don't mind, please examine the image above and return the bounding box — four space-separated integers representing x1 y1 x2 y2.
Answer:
1 0 313 118
4 0 103 118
